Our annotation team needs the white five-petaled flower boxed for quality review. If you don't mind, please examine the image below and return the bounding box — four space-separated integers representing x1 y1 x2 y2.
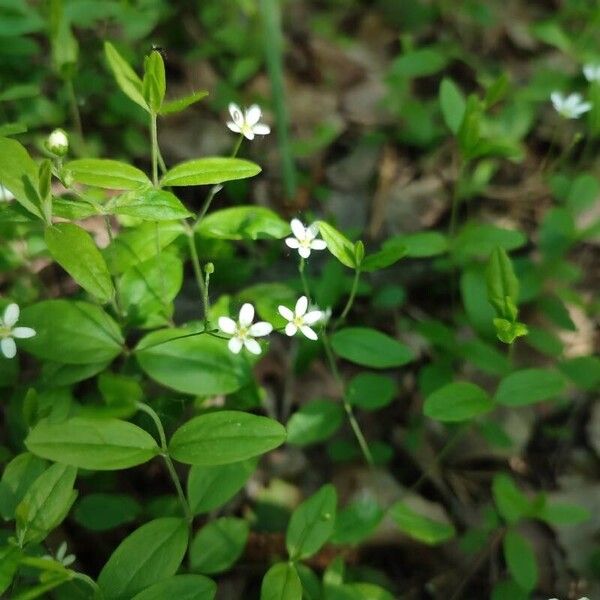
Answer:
43 541 76 567
583 63 600 82
0 303 36 359
278 296 323 341
285 219 327 259
226 103 271 140
218 303 273 355
550 91 592 119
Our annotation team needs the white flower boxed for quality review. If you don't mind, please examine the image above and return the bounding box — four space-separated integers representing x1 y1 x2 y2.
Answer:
46 128 69 156
551 91 592 119
226 103 271 140
549 597 589 600
218 303 273 355
0 184 14 201
583 63 600 82
278 296 323 341
284 219 327 259
43 541 75 567
0 303 36 359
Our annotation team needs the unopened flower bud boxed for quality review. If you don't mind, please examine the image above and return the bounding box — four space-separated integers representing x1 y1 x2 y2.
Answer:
46 129 69 156
204 262 215 275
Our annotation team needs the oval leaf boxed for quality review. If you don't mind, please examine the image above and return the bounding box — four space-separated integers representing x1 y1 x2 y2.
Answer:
503 529 538 592
197 206 289 240
98 518 188 600
136 329 250 396
45 223 114 302
424 381 493 422
316 221 357 269
20 300 123 365
286 399 344 446
131 575 216 600
169 411 286 466
107 188 192 221
389 501 455 545
494 368 566 407
66 159 151 190
286 484 337 560
260 563 302 600
25 417 160 470
161 157 261 187
331 327 413 369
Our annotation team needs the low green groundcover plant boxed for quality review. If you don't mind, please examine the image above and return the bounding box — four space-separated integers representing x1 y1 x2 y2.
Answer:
0 26 598 600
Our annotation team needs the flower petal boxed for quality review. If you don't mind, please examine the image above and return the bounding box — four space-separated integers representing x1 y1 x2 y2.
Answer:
295 296 308 317
228 337 243 354
244 338 262 355
285 322 298 337
245 104 262 126
285 237 300 249
310 239 327 251
226 121 242 133
1 337 16 358
278 305 294 321
12 326 35 339
243 129 255 141
307 223 319 239
239 303 255 327
303 310 323 325
249 321 273 337
300 325 318 341
290 218 306 240
218 316 238 335
298 246 311 259
253 123 271 136
228 103 244 126
3 303 19 327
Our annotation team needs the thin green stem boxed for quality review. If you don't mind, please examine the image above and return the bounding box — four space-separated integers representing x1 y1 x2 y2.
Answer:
184 223 209 322
104 215 123 319
65 78 84 150
321 330 373 466
335 268 361 327
137 402 193 525
298 258 311 300
449 161 464 239
150 113 159 188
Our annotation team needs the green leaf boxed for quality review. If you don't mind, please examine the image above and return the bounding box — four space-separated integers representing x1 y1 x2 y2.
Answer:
286 484 337 560
107 188 192 221
559 356 600 390
120 253 183 328
316 221 357 269
197 206 289 240
454 224 526 262
346 583 394 600
104 41 148 112
360 243 406 272
136 329 250 396
0 136 41 219
260 562 302 600
169 410 286 466
346 373 397 411
287 399 344 446
66 158 151 190
0 546 21 596
491 579 529 600
74 493 142 531
503 529 537 592
160 90 209 116
385 231 448 258
494 368 566 407
187 458 257 515
424 382 493 422
98 518 189 600
142 50 165 113
161 157 261 187
486 246 519 321
104 221 184 274
331 495 383 545
26 417 160 470
439 78 466 134
331 327 413 369
389 501 455 545
131 575 216 600
16 463 77 545
493 319 528 345
492 474 531 524
190 517 249 574
389 47 448 79
20 300 123 365
534 502 590 525
45 223 114 302
0 453 47 520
